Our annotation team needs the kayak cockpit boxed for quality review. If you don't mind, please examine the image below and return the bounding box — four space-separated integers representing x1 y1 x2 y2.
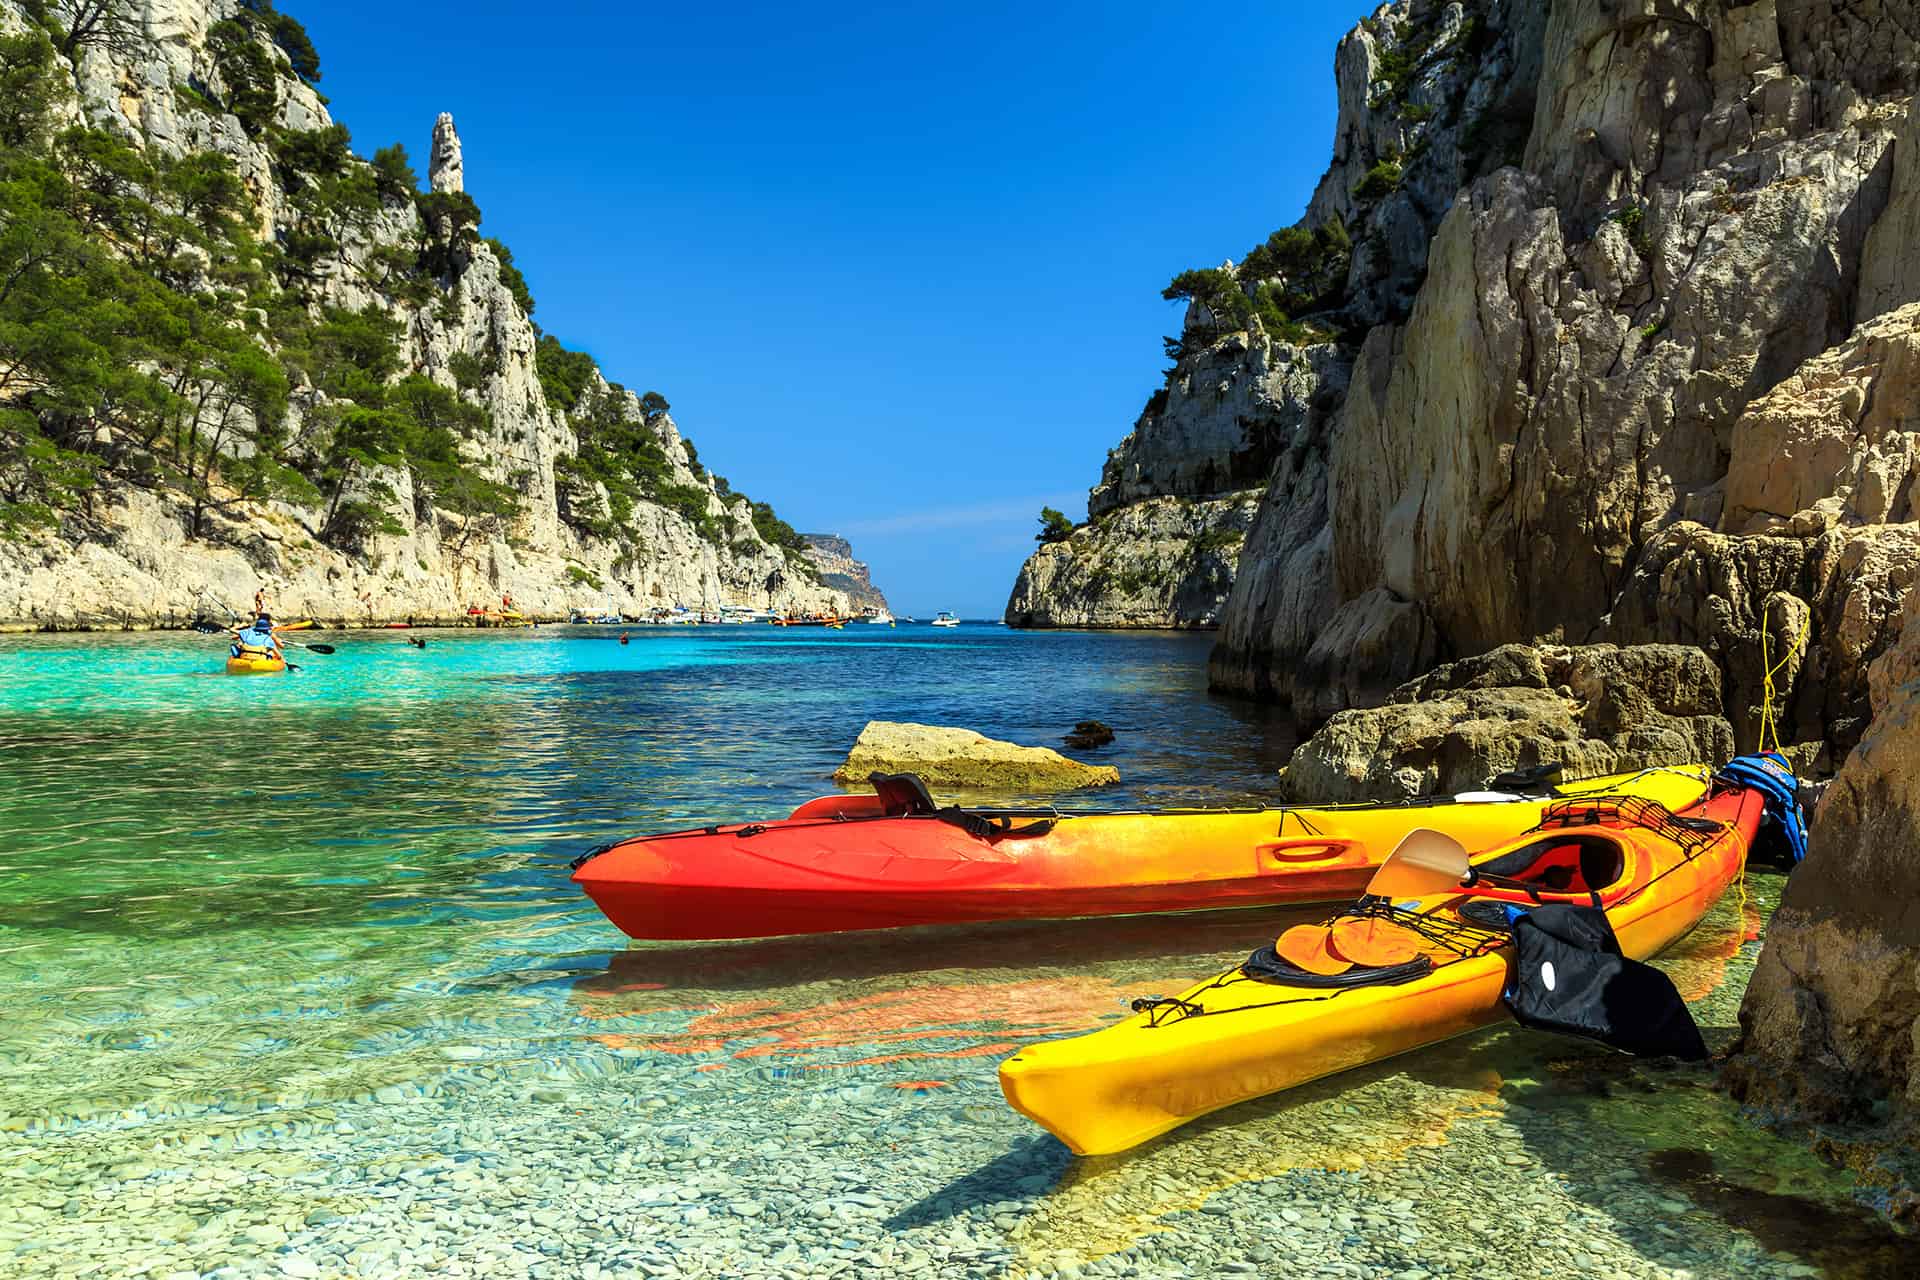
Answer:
1473 831 1626 897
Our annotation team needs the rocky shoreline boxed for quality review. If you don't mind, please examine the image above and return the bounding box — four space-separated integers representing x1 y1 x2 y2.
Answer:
0 2 873 635
1001 0 1920 1219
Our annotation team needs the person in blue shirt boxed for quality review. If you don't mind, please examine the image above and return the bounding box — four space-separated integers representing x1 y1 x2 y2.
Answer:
230 613 283 663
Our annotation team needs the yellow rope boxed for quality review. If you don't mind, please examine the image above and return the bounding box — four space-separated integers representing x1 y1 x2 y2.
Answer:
1756 603 1812 756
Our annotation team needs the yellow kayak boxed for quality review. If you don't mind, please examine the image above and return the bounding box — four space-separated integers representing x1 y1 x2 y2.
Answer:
999 779 1758 1156
225 653 286 675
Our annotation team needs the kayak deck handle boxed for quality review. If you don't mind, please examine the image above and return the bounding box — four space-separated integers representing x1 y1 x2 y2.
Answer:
1255 837 1363 863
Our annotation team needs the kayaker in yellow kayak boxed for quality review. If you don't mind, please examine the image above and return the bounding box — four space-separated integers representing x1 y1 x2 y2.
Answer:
229 613 285 667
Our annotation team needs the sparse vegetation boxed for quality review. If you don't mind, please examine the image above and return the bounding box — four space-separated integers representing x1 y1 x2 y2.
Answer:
1191 525 1244 557
484 237 534 316
1353 159 1403 200
1036 507 1075 544
1160 217 1346 361
1611 203 1652 256
206 18 279 135
0 29 514 547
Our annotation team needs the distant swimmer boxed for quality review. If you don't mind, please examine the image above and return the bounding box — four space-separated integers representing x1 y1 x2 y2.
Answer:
619 632 630 645
409 636 427 649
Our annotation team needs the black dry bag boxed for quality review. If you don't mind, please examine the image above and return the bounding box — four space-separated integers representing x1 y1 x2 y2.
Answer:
1502 903 1708 1061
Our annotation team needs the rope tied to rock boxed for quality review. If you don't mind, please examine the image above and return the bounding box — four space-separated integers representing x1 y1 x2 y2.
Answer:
1756 603 1812 757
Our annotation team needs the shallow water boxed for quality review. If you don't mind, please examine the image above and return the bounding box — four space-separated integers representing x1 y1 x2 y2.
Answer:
0 626 1910 1279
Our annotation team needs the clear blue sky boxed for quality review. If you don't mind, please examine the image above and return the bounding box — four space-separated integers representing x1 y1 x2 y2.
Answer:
298 2 1369 617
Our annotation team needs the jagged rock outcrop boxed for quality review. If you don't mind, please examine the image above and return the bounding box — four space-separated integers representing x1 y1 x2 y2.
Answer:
1280 643 1733 803
1005 493 1257 630
429 111 462 194
1200 0 1920 768
800 535 889 614
832 721 1119 792
0 1 872 628
1004 333 1346 629
1724 589 1920 1173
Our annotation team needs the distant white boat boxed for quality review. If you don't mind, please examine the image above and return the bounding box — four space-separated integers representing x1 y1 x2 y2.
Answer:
864 609 895 625
931 611 960 628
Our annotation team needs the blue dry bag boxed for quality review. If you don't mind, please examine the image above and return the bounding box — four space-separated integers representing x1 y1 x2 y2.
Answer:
1714 751 1808 865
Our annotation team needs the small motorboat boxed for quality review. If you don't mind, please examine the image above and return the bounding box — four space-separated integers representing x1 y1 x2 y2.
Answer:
931 611 960 628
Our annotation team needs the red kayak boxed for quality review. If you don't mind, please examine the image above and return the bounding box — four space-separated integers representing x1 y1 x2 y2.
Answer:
569 768 1714 940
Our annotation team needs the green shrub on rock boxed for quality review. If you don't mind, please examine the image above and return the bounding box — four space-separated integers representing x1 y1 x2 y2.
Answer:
1353 159 1403 199
208 19 279 135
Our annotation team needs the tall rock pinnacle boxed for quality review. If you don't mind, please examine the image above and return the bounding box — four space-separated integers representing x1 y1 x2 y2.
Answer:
430 112 464 194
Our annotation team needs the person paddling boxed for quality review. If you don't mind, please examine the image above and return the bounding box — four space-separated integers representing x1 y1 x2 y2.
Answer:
230 613 284 665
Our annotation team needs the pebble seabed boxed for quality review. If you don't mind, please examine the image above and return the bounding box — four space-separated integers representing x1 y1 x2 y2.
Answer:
5 872 1917 1280
1 630 1914 1278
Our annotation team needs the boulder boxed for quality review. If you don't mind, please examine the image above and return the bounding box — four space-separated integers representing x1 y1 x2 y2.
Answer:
1063 720 1115 749
833 721 1119 792
1279 644 1734 802
1725 589 1920 1136
1722 302 1920 533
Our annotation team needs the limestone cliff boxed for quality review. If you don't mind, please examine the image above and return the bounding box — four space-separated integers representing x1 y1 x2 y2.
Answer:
799 535 889 614
1005 0 1538 633
1186 0 1920 771
1724 588 1920 1210
0 1 873 627
1003 330 1343 629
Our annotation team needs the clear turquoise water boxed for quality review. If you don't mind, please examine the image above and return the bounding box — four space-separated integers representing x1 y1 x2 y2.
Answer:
0 627 1911 1279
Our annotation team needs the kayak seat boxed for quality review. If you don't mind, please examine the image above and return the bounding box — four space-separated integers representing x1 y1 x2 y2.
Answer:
1475 834 1625 895
869 771 938 817
1241 943 1434 989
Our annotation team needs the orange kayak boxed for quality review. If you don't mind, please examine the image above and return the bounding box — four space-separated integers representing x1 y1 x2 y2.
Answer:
571 767 1712 940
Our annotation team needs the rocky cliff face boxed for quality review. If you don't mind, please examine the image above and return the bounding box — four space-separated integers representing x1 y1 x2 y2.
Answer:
1004 330 1343 629
1192 0 1920 771
799 535 889 614
1724 589 1920 1208
0 1 870 627
1007 0 1541 634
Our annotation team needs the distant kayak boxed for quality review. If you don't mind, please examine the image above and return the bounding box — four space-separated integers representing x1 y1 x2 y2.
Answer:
225 654 286 676
570 767 1712 940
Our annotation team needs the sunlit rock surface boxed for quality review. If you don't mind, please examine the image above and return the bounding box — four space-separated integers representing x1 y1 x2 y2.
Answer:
833 721 1119 792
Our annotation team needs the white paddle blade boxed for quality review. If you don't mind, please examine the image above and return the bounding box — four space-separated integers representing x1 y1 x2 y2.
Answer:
1365 828 1472 899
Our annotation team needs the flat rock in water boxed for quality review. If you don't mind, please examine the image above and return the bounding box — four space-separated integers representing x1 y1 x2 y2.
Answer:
833 721 1119 791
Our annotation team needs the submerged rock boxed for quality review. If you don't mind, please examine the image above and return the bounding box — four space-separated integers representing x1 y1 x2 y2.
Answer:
1063 720 1115 749
1726 589 1920 1141
1279 643 1733 802
833 721 1119 791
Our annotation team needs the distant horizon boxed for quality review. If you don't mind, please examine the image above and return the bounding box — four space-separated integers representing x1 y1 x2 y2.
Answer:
298 2 1370 617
